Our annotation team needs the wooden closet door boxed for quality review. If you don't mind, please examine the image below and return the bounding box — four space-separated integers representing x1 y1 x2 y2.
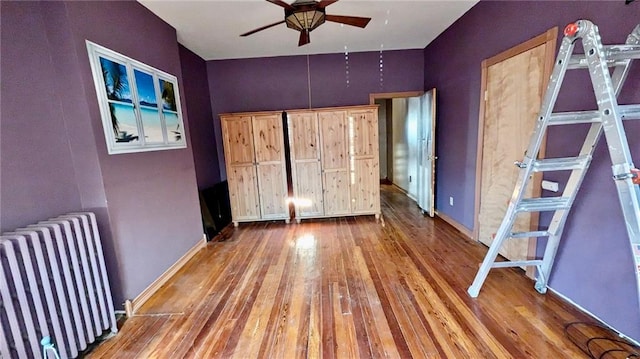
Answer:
348 108 380 214
288 112 324 218
252 113 289 219
221 115 260 221
319 111 351 215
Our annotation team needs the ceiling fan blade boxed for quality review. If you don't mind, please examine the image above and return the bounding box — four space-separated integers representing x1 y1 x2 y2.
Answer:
240 20 286 37
298 30 310 46
325 14 371 28
317 0 339 9
266 0 295 11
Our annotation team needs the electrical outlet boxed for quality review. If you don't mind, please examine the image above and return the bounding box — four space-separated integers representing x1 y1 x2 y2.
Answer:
541 180 559 192
449 196 454 206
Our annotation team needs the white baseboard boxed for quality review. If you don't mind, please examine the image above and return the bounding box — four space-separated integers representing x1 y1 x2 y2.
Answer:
125 234 207 317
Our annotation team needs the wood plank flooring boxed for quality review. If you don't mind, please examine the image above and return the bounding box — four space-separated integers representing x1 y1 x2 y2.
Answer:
87 185 633 358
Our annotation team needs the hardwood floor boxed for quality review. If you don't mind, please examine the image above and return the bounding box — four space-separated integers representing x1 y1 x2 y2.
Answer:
87 185 634 358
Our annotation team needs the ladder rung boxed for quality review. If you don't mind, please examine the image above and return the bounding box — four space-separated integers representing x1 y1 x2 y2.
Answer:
509 231 550 238
567 58 629 70
516 197 571 212
491 260 543 269
567 45 640 69
606 44 640 60
548 105 640 125
532 155 591 172
621 105 640 120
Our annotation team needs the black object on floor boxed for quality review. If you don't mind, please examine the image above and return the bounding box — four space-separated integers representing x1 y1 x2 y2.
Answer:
200 181 232 241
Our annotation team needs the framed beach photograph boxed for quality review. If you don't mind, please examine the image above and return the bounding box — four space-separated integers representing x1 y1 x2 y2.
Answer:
86 41 186 154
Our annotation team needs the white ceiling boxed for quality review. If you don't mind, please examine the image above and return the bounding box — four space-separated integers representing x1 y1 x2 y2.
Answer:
138 0 479 60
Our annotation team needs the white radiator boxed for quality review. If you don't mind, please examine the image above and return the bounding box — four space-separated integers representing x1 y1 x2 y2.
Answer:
0 212 117 358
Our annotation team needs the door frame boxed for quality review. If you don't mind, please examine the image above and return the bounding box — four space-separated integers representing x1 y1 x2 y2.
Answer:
473 27 557 275
370 91 424 185
369 91 424 105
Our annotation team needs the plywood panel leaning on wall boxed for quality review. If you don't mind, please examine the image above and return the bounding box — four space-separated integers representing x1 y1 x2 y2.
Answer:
220 112 290 226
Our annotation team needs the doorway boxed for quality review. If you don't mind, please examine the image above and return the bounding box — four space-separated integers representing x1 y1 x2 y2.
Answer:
474 28 558 271
370 90 437 216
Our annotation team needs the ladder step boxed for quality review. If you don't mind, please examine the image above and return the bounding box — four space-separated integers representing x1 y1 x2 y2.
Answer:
510 231 550 238
532 155 591 172
548 104 640 125
516 197 571 212
568 59 629 70
567 44 640 69
491 260 543 269
606 44 640 60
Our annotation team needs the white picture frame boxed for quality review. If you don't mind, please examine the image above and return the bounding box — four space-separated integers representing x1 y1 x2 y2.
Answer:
86 40 187 154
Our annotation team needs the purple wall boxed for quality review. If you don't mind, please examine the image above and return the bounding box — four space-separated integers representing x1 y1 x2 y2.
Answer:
1 2 83 231
424 1 640 339
179 45 221 189
207 49 424 179
1 1 204 307
65 1 204 305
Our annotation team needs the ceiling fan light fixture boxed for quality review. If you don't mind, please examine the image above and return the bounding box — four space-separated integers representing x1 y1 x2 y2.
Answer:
242 0 370 46
285 8 326 32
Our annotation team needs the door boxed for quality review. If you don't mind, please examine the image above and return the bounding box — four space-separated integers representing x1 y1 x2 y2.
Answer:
348 108 380 214
287 111 324 218
252 113 289 219
319 111 351 216
476 28 556 262
221 115 260 221
406 97 421 200
418 88 437 217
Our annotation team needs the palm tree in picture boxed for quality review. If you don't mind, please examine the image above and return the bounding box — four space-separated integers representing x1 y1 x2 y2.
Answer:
171 123 182 142
102 66 127 139
162 81 176 112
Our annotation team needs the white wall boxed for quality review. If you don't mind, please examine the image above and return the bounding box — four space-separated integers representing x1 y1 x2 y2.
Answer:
392 98 409 191
406 97 420 199
377 100 388 180
391 97 420 199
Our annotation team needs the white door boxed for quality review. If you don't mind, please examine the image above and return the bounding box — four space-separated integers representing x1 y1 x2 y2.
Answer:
406 97 421 200
417 88 437 217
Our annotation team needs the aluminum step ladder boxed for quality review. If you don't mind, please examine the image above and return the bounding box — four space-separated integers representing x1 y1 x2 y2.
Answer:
468 20 640 299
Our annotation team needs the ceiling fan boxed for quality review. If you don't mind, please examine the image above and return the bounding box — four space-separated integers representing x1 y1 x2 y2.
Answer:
240 0 372 46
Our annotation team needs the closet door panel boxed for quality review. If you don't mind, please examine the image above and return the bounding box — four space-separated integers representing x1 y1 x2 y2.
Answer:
318 111 348 171
294 162 324 217
349 109 378 157
227 165 260 220
350 158 379 214
348 108 381 215
256 163 288 218
323 171 351 215
289 112 320 160
252 113 289 219
222 115 255 165
288 112 324 217
318 110 351 216
253 113 284 163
